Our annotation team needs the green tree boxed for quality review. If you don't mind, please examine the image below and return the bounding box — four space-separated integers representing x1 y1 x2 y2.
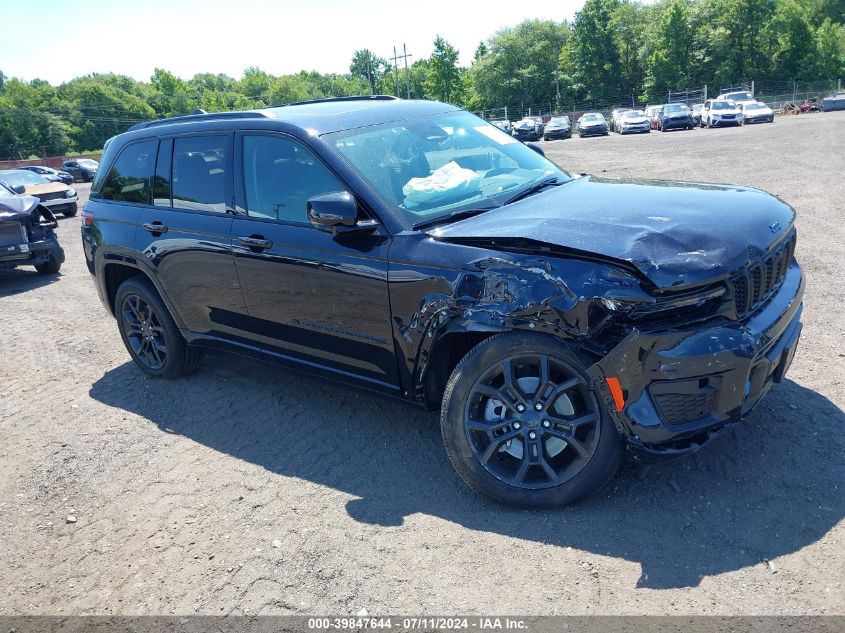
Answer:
469 20 569 110
350 49 387 94
425 36 462 103
644 0 694 100
566 0 622 102
814 18 845 78
764 0 817 78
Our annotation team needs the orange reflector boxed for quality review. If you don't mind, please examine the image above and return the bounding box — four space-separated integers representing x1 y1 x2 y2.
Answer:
605 377 625 412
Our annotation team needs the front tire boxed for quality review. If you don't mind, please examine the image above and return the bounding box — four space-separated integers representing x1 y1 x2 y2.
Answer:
34 255 61 275
63 203 78 217
440 332 622 507
115 277 201 378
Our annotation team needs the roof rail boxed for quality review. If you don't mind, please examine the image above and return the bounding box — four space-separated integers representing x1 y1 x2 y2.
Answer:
269 95 400 108
127 110 271 131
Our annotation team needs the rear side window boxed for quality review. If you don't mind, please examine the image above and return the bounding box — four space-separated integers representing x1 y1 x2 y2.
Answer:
172 136 228 213
98 141 157 204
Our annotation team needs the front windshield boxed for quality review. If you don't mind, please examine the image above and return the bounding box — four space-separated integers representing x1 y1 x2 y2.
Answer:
623 110 645 118
326 111 568 228
727 92 753 101
0 170 50 187
0 183 15 197
664 104 686 112
744 104 765 110
711 101 735 110
582 114 603 122
78 159 99 168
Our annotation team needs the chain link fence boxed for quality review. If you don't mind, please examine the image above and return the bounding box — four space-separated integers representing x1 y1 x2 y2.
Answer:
475 79 843 123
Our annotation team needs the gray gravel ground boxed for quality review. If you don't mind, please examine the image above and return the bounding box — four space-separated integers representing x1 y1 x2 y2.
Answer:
0 112 843 616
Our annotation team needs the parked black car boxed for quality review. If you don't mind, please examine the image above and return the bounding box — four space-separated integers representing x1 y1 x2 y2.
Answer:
62 158 99 182
0 182 64 274
82 97 804 507
21 165 75 185
542 116 572 140
511 116 544 141
657 103 694 131
577 112 609 137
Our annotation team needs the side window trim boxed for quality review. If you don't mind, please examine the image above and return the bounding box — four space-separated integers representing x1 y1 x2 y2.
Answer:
152 138 172 208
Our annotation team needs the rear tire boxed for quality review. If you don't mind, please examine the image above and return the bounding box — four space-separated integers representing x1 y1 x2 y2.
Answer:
440 332 623 507
115 276 202 378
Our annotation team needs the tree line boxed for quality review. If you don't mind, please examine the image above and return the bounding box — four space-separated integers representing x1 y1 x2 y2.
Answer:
1 0 843 160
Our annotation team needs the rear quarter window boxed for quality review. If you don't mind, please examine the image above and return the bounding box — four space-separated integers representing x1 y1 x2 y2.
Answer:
97 141 157 204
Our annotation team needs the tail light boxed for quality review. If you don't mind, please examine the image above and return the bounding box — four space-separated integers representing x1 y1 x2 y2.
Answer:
81 210 94 226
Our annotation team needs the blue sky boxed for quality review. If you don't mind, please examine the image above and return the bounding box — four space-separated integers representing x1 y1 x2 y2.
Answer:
2 0 592 84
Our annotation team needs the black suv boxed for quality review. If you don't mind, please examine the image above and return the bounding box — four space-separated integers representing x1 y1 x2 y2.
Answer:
82 97 804 507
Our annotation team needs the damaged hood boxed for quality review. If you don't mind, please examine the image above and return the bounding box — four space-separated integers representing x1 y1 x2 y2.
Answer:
429 176 795 288
0 195 41 222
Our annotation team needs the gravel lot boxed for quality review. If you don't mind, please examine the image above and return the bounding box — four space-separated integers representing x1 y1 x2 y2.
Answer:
1 112 843 616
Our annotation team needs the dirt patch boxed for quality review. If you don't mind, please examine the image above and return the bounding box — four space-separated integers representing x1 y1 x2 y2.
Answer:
0 113 842 615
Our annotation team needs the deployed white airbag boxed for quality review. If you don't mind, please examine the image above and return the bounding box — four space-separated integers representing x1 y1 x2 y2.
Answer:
403 161 480 209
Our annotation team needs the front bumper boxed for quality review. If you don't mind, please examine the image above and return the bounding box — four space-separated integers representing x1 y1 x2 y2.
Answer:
592 261 804 455
0 234 65 269
41 197 77 213
544 129 571 139
744 115 774 123
579 125 607 136
620 123 650 133
513 129 538 140
710 116 741 126
662 117 693 129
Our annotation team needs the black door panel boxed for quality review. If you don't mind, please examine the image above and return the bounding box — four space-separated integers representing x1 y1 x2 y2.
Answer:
232 132 399 388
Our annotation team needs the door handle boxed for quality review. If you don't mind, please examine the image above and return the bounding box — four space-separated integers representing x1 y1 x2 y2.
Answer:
237 236 273 250
143 222 168 234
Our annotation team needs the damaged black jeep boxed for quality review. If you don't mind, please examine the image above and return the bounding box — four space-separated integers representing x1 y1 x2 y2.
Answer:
1 183 65 275
82 98 803 506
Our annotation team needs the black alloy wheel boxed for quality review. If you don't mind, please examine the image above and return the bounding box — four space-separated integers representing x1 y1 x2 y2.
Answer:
121 293 169 371
440 332 622 506
115 277 201 378
463 353 601 489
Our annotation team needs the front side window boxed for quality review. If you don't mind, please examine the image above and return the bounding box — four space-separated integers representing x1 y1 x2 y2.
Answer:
326 111 567 228
96 141 156 204
242 135 344 223
172 136 228 213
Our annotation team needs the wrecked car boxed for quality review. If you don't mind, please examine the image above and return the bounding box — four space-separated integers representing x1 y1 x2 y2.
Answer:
0 182 65 274
81 97 804 507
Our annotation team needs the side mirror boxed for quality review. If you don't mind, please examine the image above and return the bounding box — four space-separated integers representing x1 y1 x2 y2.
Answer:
307 191 378 234
525 142 545 157
10 184 26 195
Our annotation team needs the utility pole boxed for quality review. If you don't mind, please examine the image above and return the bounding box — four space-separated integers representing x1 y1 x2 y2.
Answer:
403 44 412 99
390 45 413 99
392 47 400 97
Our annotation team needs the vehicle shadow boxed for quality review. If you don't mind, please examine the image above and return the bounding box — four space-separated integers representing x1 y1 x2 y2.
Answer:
89 355 845 589
0 268 61 297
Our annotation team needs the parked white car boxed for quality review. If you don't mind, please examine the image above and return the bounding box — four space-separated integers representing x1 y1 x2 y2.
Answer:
740 101 775 124
617 110 651 134
701 99 743 128
717 91 757 107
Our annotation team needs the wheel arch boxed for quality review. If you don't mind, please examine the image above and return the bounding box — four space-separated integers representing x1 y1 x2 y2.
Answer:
99 256 186 331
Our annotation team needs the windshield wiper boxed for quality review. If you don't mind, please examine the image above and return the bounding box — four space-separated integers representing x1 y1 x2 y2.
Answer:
412 205 498 231
503 176 565 206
